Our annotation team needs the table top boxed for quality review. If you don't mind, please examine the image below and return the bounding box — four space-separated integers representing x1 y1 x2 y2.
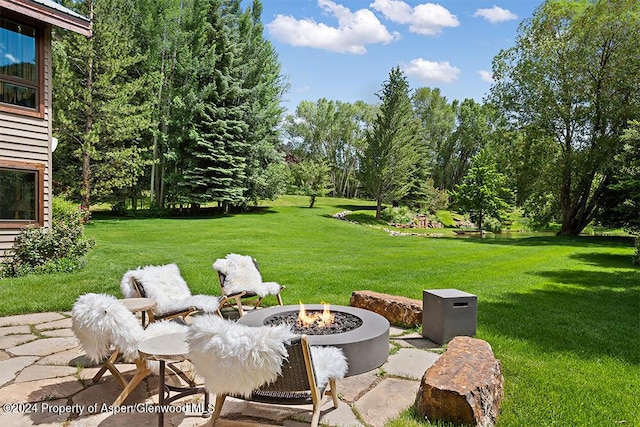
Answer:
121 297 157 313
138 332 189 362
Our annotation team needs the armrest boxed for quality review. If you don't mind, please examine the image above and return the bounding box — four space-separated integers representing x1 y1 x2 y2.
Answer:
153 306 198 322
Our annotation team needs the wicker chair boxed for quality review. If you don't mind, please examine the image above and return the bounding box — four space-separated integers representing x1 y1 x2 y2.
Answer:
121 263 223 322
212 254 284 317
71 293 189 406
187 315 347 427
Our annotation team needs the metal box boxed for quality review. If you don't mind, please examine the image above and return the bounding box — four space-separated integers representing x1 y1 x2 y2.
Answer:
422 289 477 344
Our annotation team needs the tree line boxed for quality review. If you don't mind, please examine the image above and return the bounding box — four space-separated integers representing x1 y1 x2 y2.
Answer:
53 0 286 213
51 0 639 235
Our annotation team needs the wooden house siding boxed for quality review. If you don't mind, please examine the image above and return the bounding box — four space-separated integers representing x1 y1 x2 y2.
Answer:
0 30 52 257
0 1 88 260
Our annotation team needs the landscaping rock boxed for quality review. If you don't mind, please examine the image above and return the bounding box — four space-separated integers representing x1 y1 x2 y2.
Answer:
415 336 503 427
350 290 422 327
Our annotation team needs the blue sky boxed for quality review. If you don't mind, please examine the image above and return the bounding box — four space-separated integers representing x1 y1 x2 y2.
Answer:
250 0 544 114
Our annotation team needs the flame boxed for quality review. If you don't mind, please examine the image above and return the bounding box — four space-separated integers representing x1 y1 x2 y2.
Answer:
298 302 334 328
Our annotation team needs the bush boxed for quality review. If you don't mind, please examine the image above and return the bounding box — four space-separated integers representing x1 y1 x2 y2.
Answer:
633 237 639 265
483 217 504 233
0 196 95 278
381 206 415 224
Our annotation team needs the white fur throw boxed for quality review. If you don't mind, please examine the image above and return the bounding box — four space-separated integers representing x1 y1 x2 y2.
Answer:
212 254 281 298
187 314 297 397
71 293 188 365
120 264 219 315
310 346 348 390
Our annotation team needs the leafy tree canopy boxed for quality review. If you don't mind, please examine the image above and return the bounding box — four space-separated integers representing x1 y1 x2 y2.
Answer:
490 0 640 235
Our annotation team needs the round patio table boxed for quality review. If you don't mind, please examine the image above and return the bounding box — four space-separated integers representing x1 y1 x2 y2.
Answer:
138 332 210 427
120 297 156 326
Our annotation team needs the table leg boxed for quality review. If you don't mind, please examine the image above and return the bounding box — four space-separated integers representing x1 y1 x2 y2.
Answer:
158 360 165 427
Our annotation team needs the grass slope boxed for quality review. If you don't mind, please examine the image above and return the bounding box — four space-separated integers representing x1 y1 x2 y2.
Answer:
0 195 637 426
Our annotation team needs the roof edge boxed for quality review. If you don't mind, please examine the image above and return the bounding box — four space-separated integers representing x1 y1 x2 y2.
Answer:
1 0 91 36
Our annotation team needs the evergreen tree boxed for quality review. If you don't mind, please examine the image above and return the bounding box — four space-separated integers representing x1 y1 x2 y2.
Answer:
170 0 249 210
358 67 421 219
238 0 288 205
52 0 154 210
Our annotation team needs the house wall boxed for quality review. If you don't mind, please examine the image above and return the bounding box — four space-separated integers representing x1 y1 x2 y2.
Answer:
0 27 52 257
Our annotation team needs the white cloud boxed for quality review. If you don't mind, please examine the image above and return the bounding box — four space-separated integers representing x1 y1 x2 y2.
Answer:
296 85 312 94
371 0 459 36
401 58 460 83
267 0 399 54
478 70 494 83
4 53 18 64
473 6 518 24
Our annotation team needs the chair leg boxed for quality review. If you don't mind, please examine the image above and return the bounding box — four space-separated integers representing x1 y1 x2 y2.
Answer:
93 351 120 383
310 401 322 427
112 358 151 406
276 293 283 306
210 394 227 426
252 297 264 309
234 296 244 317
329 378 339 408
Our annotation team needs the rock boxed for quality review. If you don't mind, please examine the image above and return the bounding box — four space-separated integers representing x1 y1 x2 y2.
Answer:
350 290 422 328
415 336 503 427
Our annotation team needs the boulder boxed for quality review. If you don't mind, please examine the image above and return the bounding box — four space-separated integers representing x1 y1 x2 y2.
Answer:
350 290 422 327
415 336 503 427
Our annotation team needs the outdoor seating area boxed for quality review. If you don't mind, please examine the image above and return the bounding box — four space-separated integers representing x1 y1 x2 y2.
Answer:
0 309 442 426
0 254 447 426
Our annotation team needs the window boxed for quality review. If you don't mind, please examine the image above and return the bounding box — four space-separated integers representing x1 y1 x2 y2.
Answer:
0 16 43 116
0 161 44 228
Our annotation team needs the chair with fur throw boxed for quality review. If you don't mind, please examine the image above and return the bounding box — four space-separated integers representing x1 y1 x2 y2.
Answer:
212 253 284 316
187 315 348 427
121 263 223 322
71 293 189 406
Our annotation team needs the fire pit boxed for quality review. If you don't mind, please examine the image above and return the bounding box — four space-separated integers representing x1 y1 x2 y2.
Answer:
238 304 390 376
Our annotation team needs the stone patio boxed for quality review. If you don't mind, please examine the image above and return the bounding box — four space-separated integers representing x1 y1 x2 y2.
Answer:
0 311 442 427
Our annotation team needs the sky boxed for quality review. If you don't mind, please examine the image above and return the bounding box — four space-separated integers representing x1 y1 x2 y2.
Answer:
249 0 544 114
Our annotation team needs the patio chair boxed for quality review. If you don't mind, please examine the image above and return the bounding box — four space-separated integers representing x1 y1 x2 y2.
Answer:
120 263 223 322
186 315 348 427
71 293 189 406
212 253 284 316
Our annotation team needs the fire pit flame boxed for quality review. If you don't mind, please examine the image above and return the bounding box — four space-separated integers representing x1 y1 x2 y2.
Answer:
298 302 334 328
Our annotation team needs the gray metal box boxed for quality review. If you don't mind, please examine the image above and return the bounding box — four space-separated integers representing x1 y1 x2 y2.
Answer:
422 289 477 344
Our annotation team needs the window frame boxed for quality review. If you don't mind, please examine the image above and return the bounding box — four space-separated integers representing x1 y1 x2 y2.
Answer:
0 160 44 228
0 12 45 118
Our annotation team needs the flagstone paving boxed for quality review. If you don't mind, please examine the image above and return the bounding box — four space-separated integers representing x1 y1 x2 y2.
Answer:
0 312 442 426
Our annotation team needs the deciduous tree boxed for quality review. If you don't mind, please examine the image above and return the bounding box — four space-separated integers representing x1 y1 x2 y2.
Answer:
491 0 640 235
453 151 512 231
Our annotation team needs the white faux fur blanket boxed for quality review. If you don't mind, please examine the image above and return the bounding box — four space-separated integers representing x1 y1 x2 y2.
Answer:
212 253 281 297
71 293 188 367
187 314 297 397
187 315 348 398
120 263 220 314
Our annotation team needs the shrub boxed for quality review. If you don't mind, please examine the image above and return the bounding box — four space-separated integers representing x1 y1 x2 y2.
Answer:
381 206 415 225
0 196 95 278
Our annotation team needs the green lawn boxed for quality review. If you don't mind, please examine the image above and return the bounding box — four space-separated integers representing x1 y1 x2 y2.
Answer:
1 195 638 426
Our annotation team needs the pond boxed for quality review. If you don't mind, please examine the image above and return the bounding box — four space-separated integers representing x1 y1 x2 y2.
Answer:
451 230 557 239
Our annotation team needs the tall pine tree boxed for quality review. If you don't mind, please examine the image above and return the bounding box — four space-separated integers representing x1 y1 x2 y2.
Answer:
170 0 249 211
53 0 154 209
238 0 288 205
358 67 420 219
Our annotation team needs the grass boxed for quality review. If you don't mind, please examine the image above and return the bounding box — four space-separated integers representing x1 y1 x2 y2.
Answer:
0 195 638 426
